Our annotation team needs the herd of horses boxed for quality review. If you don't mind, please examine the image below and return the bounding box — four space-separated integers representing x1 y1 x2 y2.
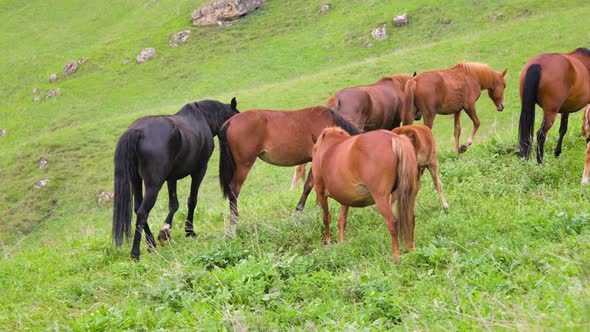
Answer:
113 47 590 261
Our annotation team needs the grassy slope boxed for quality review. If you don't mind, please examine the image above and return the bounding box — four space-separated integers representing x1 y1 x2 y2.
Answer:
1 0 590 329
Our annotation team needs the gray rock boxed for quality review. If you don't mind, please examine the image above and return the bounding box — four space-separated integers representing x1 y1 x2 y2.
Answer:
38 157 48 169
191 0 266 26
393 13 409 27
97 191 115 207
63 61 78 76
0 129 6 137
136 48 156 64
34 179 51 189
78 56 88 64
371 24 388 40
32 88 39 94
491 13 504 20
45 88 61 100
169 30 192 47
318 4 332 14
33 95 40 102
49 74 58 83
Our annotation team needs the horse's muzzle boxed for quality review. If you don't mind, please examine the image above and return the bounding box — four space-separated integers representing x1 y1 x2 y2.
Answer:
497 104 505 112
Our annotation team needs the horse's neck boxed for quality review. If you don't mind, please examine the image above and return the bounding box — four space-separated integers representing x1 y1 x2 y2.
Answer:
571 53 590 73
466 69 495 90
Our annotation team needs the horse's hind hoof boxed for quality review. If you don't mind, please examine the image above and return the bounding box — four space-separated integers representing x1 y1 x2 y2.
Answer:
185 231 196 238
458 145 468 153
158 229 171 246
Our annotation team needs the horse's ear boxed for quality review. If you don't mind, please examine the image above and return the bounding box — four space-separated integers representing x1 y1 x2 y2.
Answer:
230 97 238 112
311 133 318 143
501 68 508 77
412 71 417 77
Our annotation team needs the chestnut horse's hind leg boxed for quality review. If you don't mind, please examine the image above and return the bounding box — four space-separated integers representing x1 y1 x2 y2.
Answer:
184 166 208 238
582 139 590 185
427 161 450 212
295 169 314 211
554 113 569 158
291 164 306 191
536 111 558 164
453 113 462 153
460 106 480 153
158 180 179 245
337 205 350 243
316 191 332 245
374 195 400 264
227 163 252 238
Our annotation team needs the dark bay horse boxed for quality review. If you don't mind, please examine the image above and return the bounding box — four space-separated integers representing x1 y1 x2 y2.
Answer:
392 125 449 211
291 74 412 190
312 127 420 263
402 62 507 153
218 106 360 234
113 98 239 259
518 48 590 163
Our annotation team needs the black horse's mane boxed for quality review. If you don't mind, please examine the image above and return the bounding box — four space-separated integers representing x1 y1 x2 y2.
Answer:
178 100 235 128
574 47 590 57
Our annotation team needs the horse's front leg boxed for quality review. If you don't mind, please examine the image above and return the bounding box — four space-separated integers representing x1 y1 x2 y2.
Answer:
583 139 590 185
316 190 332 245
158 180 179 245
337 205 350 243
295 168 314 211
453 112 461 152
555 113 569 158
183 166 208 238
459 106 480 153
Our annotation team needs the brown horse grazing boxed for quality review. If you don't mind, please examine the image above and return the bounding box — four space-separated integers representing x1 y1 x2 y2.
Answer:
581 105 590 184
312 127 420 263
291 74 413 190
392 125 449 211
402 62 507 153
518 48 590 163
218 106 360 234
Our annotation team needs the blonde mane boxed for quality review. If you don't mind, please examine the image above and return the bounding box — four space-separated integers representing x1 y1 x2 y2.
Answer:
454 62 500 88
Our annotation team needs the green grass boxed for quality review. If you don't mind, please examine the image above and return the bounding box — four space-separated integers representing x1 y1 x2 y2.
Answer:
1 0 590 329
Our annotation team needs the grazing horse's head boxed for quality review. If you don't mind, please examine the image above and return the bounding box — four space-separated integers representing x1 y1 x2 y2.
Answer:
488 68 508 112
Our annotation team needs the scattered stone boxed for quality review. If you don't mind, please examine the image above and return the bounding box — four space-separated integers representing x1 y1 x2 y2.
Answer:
393 13 409 27
33 95 40 103
34 179 51 189
436 18 451 24
191 0 266 26
136 48 156 64
32 88 39 94
362 40 373 48
169 30 192 47
97 191 115 207
62 61 78 76
45 88 61 100
123 58 131 64
38 157 48 169
318 4 332 14
49 74 58 83
491 13 504 20
78 56 89 64
371 24 388 40
0 129 6 137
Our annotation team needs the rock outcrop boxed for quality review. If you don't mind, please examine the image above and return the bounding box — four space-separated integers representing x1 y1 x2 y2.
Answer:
191 0 266 26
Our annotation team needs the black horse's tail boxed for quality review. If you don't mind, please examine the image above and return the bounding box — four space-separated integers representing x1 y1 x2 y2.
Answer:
112 129 141 247
519 64 541 159
218 122 235 199
331 111 361 135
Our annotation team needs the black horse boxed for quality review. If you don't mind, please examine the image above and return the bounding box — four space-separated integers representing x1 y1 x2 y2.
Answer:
113 98 239 259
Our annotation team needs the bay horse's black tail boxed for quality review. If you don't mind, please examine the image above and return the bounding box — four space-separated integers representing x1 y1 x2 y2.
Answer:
218 122 235 199
519 64 541 159
331 111 361 135
112 129 141 247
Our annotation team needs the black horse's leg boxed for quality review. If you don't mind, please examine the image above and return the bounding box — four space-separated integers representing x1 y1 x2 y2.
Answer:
295 169 314 211
131 185 161 260
157 180 179 245
132 177 143 214
536 112 557 164
554 113 569 158
185 166 208 237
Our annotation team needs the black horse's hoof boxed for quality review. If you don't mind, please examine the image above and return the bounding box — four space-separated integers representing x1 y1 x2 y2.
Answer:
185 231 196 238
458 145 468 153
131 253 140 261
158 229 171 246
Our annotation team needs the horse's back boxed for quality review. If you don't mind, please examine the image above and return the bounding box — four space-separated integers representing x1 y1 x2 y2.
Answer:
393 125 435 166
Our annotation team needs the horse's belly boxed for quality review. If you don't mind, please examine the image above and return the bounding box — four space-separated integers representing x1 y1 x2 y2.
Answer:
327 184 375 207
258 149 310 166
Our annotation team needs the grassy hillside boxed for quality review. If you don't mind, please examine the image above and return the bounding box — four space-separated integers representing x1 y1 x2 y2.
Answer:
1 0 589 329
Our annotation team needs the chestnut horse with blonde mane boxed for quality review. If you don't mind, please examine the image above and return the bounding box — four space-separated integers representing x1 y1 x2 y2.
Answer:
518 48 590 163
392 125 449 211
402 62 507 153
581 105 590 184
292 74 413 190
312 127 420 263
218 106 360 234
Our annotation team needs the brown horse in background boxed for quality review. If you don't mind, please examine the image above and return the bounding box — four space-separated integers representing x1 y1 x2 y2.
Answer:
312 128 419 263
392 125 449 211
581 105 590 184
518 48 590 163
218 106 360 235
402 62 507 153
291 73 413 190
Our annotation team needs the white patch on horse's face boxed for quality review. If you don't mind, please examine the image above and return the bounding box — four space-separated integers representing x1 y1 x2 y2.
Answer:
163 224 171 230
